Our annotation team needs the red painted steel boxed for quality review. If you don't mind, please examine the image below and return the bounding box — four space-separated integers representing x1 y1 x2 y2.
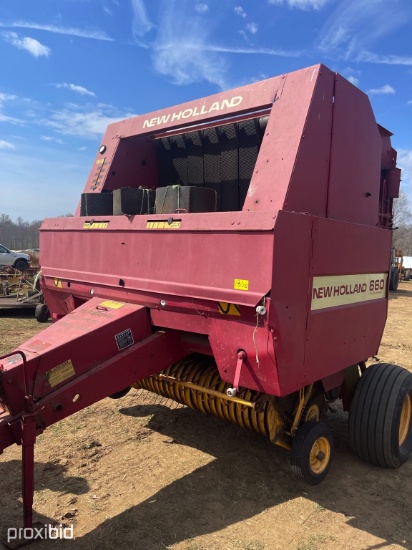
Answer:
34 62 399 398
0 63 402 524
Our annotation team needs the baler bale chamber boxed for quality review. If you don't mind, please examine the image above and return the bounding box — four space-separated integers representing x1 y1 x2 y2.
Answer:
1 63 412 530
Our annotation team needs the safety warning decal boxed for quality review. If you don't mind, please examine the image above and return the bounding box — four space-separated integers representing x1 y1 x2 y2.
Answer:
146 221 181 229
218 302 241 316
46 360 75 388
311 273 388 311
100 300 124 309
53 278 62 288
83 221 109 229
115 328 134 350
234 279 249 291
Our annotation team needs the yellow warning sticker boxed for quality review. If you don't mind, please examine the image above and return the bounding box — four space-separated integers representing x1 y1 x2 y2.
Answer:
100 300 125 309
83 222 109 229
53 278 62 288
234 279 249 291
96 159 104 165
218 302 241 316
146 221 181 229
46 360 75 388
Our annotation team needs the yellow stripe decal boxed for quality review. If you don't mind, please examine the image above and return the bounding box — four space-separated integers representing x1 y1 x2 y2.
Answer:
146 221 181 229
83 222 109 229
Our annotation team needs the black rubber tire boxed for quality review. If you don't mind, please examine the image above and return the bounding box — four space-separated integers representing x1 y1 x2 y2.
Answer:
109 387 131 399
14 259 29 270
291 421 334 485
389 267 399 291
348 363 412 468
35 303 49 323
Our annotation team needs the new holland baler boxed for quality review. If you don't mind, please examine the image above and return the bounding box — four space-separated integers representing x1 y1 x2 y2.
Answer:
1 64 411 530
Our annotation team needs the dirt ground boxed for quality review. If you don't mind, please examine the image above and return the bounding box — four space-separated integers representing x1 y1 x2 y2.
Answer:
0 285 411 550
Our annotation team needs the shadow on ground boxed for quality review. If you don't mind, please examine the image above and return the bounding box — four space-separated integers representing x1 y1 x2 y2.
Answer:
2 397 407 549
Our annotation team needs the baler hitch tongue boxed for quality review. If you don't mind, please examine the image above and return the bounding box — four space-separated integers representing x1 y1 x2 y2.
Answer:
0 297 186 534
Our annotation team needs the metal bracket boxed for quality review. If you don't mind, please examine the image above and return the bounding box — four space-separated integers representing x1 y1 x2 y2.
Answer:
226 350 247 397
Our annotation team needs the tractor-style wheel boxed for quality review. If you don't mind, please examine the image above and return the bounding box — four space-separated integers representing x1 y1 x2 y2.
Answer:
349 363 412 468
389 267 399 291
291 421 333 485
14 259 29 270
35 303 49 323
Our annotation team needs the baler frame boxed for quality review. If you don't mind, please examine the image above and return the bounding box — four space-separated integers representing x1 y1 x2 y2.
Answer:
0 63 411 539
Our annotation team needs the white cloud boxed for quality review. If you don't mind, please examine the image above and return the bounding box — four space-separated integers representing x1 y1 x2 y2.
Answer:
268 0 329 10
2 32 50 57
234 6 247 18
132 0 300 89
195 3 209 13
367 84 395 95
131 0 154 38
0 93 24 125
0 21 113 41
318 0 408 60
347 75 359 86
52 83 96 97
245 23 259 34
43 104 137 139
0 140 15 150
0 114 23 124
41 136 63 144
0 93 18 102
356 51 412 66
203 44 301 57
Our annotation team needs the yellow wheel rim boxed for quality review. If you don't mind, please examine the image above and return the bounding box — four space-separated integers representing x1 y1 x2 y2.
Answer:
309 436 331 474
399 394 411 446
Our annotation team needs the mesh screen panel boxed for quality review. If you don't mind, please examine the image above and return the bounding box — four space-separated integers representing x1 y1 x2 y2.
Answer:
157 117 263 211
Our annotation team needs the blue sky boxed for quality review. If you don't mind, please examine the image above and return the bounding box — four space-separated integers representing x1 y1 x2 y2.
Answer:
0 0 411 221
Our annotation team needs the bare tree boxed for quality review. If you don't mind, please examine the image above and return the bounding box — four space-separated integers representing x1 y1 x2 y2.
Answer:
392 192 412 254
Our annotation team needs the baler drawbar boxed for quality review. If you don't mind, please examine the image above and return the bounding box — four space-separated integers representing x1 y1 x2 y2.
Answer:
1 64 411 533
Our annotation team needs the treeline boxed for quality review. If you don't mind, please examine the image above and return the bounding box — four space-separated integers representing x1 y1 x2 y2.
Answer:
0 214 42 249
392 192 412 256
0 213 72 250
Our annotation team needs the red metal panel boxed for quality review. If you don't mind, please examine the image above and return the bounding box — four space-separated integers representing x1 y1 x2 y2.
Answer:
243 64 331 214
327 75 382 225
42 210 277 232
0 298 152 414
304 300 387 385
150 307 279 393
268 211 313 395
40 217 275 308
309 217 392 275
283 67 334 217
303 217 391 383
208 316 279 394
111 76 282 138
